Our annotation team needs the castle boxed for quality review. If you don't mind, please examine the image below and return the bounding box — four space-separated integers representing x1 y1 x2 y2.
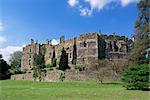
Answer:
21 32 132 71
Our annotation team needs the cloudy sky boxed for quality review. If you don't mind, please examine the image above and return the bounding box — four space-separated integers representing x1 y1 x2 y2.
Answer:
0 0 139 61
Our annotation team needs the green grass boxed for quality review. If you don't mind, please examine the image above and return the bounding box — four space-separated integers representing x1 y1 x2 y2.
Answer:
0 80 149 100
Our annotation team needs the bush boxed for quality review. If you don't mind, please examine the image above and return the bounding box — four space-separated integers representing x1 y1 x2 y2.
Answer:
122 64 149 90
51 58 57 67
59 72 65 82
15 70 24 74
75 65 85 71
46 64 53 68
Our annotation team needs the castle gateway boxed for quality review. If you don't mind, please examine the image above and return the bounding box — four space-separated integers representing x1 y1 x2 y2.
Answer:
21 33 132 71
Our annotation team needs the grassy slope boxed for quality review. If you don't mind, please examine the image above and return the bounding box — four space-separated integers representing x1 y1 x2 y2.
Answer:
0 80 149 100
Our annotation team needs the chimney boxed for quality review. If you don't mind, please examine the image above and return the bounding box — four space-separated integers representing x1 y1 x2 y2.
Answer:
60 36 65 44
31 39 34 44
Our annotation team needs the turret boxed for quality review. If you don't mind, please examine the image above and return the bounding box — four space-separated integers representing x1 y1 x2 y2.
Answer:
60 36 65 44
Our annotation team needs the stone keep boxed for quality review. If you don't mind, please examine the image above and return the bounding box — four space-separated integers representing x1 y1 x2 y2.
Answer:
21 33 132 71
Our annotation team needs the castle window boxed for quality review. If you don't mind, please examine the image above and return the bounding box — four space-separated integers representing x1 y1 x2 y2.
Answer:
29 49 32 52
82 58 85 63
67 47 69 50
70 53 72 58
29 54 31 58
29 60 31 65
49 52 51 58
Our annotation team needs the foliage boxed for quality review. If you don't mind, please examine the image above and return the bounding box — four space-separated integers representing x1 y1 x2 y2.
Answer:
33 52 45 81
74 64 85 71
51 50 57 67
122 64 150 90
0 54 10 80
51 58 57 67
129 0 150 65
59 47 69 71
46 64 53 68
59 72 65 82
72 42 77 65
9 51 22 72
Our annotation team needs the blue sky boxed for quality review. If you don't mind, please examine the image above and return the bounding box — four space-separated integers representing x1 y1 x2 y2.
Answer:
0 0 139 61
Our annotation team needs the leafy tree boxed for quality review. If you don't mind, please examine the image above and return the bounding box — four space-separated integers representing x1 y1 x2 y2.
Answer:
33 52 45 81
123 0 150 90
122 64 149 90
129 0 150 65
0 54 10 80
33 46 46 81
9 51 22 73
59 47 69 71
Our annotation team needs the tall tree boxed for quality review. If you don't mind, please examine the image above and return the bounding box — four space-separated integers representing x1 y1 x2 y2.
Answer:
33 46 45 81
0 54 10 80
72 42 77 65
129 0 150 65
9 51 22 72
59 47 69 71
51 50 57 67
123 0 150 90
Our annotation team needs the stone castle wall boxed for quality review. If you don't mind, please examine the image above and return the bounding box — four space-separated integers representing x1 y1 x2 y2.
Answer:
21 33 132 71
11 69 116 82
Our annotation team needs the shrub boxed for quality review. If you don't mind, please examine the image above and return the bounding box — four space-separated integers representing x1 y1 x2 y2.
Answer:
122 64 150 90
46 64 53 68
59 72 65 82
75 65 85 71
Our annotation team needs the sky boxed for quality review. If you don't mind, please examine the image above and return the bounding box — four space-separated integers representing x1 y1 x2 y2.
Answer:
0 0 139 61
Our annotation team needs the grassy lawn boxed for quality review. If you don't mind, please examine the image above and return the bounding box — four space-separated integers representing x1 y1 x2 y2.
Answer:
0 80 149 100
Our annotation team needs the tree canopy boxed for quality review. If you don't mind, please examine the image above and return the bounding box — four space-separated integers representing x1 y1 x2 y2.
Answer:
59 47 69 71
129 0 150 65
9 51 22 72
0 54 10 80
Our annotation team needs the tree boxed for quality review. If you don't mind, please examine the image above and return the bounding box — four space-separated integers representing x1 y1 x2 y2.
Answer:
9 51 22 73
122 64 149 90
51 50 57 67
59 47 69 71
129 0 150 65
33 52 45 81
0 54 10 80
72 42 77 65
123 0 150 90
33 46 46 82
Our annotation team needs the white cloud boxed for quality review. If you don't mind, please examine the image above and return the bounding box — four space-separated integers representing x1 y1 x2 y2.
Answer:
85 0 113 10
68 0 79 7
0 35 6 44
68 0 139 16
120 0 139 7
51 39 59 45
79 6 93 16
0 46 23 62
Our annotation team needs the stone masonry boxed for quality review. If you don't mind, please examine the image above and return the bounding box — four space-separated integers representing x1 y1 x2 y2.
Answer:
21 33 132 71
